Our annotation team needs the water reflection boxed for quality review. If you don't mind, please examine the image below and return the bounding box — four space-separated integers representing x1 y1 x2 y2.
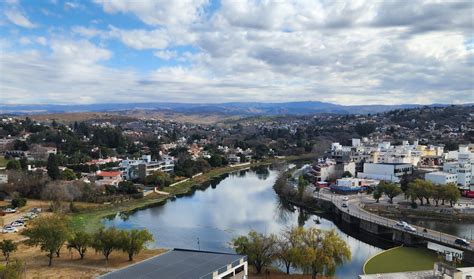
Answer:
103 167 382 277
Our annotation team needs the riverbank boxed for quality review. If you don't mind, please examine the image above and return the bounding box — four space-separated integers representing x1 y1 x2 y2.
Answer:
70 155 314 232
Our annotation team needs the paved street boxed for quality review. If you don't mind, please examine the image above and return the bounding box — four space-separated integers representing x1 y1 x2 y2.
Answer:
313 188 474 252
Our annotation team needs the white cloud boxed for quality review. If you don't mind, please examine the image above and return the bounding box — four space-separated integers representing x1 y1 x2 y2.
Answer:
1 0 473 105
19 37 31 45
94 0 207 27
154 50 178 60
36 37 47 46
4 9 36 28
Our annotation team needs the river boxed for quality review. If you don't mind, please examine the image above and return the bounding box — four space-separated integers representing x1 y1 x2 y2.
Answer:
104 166 384 277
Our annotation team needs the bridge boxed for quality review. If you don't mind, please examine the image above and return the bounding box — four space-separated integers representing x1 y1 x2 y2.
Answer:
312 189 474 262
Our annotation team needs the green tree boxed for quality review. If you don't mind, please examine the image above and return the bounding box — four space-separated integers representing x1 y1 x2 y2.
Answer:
67 231 91 259
373 190 382 203
6 160 21 170
47 154 60 180
342 171 352 178
297 175 309 201
61 169 77 181
296 228 351 278
22 215 70 266
119 229 154 261
11 197 27 208
379 182 402 203
432 185 444 206
444 183 461 207
118 181 138 195
0 239 17 262
232 230 277 274
92 227 122 262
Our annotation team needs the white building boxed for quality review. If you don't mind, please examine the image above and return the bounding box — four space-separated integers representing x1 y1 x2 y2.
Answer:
312 159 355 182
425 171 458 185
358 163 412 183
120 155 175 180
425 145 474 190
95 171 123 186
0 173 7 184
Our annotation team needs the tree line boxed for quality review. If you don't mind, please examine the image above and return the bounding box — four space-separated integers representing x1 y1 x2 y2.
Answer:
232 227 351 278
18 215 153 266
373 179 460 207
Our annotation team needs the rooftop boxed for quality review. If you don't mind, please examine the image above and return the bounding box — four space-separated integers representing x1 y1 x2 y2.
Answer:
97 249 246 279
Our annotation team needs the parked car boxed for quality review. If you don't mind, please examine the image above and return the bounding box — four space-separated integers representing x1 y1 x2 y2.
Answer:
10 221 25 227
2 208 17 213
403 224 417 232
396 220 408 227
455 238 470 247
342 196 349 201
342 202 348 208
31 208 42 213
2 226 18 233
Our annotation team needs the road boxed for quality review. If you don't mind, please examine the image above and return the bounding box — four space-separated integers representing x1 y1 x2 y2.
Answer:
313 188 474 252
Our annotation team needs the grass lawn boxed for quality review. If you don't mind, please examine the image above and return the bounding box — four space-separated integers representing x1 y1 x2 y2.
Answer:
0 156 8 167
364 246 439 274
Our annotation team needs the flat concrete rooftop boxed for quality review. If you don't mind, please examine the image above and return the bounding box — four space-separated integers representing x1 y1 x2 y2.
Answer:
97 249 246 279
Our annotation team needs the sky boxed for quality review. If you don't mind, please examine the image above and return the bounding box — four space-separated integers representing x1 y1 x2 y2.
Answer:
0 0 473 105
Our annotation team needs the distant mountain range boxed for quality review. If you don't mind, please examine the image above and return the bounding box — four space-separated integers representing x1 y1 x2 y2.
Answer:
0 101 468 116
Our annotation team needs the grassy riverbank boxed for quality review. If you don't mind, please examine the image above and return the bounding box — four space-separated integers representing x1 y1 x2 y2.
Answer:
70 155 313 232
363 246 439 274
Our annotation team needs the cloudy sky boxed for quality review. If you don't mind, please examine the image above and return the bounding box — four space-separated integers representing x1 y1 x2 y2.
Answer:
0 0 473 105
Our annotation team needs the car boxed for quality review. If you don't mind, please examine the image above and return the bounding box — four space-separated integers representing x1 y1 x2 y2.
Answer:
342 202 348 208
10 221 24 227
2 208 17 213
403 224 416 232
455 238 470 247
396 220 408 227
2 226 18 233
31 208 42 213
342 196 349 201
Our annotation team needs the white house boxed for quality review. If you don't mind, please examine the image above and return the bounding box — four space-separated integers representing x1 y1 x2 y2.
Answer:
425 171 458 185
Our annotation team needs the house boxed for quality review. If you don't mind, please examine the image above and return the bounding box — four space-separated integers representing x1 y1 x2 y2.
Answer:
95 171 122 186
120 155 175 180
0 173 7 184
98 249 248 279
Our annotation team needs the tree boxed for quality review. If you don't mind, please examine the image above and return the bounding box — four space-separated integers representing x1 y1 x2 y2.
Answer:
61 169 77 181
444 183 461 207
297 175 309 201
119 229 154 261
379 182 402 203
432 185 444 206
47 154 60 180
373 190 382 203
276 228 303 274
92 227 122 262
22 215 70 266
0 240 17 262
118 181 138 195
342 171 352 178
11 197 27 208
67 231 91 259
6 160 21 170
295 228 351 278
232 230 277 274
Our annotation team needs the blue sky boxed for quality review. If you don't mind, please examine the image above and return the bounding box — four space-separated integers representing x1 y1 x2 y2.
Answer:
0 0 473 105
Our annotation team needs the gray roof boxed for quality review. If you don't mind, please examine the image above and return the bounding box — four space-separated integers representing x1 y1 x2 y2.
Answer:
97 249 246 279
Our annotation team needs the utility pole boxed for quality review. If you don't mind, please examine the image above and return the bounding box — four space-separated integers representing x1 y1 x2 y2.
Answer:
197 237 200 251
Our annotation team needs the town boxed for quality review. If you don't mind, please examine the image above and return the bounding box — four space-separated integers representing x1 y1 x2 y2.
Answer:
0 104 473 278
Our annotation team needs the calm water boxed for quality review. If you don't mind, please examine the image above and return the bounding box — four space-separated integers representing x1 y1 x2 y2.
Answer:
104 167 383 278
